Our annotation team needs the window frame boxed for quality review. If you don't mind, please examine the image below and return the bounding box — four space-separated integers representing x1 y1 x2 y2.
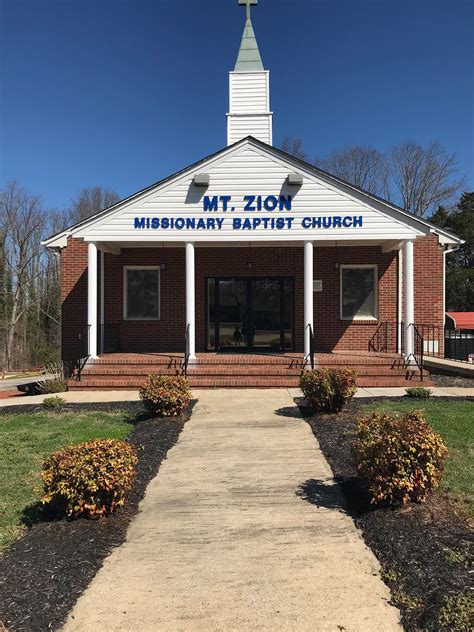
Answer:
123 266 161 321
339 264 378 321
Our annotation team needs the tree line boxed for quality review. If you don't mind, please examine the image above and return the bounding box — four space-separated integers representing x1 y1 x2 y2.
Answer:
282 138 472 312
0 139 471 370
0 184 119 371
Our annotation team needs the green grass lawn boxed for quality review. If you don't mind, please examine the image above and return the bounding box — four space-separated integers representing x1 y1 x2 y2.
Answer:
361 400 474 514
0 409 132 552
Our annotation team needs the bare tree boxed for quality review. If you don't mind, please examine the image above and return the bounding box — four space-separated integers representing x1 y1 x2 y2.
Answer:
315 145 390 197
390 141 463 217
280 137 309 162
68 186 120 225
0 182 47 369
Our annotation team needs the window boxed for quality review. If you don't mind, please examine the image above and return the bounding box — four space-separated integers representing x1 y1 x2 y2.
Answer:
124 267 160 320
340 265 378 320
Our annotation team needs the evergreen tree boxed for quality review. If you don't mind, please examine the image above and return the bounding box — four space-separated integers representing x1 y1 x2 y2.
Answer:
430 192 474 311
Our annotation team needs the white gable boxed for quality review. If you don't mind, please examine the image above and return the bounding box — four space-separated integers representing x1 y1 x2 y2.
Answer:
69 140 431 244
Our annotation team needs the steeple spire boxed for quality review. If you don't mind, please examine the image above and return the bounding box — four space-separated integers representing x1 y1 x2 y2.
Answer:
227 0 272 145
235 0 264 72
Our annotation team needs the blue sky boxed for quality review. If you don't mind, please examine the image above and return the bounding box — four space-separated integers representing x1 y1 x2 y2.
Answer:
1 0 473 211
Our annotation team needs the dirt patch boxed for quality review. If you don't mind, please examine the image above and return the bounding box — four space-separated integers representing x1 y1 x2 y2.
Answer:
300 397 473 632
0 401 194 632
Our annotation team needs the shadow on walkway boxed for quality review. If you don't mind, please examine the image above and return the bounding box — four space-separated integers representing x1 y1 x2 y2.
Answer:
296 479 349 514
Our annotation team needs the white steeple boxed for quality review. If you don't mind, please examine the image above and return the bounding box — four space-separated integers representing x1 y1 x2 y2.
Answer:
227 0 273 146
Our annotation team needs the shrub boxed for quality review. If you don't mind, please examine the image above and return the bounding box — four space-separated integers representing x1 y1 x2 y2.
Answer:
139 374 191 417
300 368 357 413
406 387 432 399
42 395 67 409
41 439 138 518
353 409 448 506
38 379 68 394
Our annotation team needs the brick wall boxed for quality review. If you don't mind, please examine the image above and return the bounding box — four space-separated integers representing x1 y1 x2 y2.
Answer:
61 237 88 361
60 235 444 358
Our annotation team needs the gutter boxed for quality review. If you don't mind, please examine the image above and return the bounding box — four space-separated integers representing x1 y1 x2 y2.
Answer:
442 246 459 326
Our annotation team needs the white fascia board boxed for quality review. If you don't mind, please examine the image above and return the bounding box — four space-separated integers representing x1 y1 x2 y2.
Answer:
74 143 252 239
249 144 428 237
256 143 463 244
42 232 69 249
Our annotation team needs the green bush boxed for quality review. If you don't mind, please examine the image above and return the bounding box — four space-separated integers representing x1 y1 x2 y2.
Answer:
353 409 448 506
406 387 432 399
42 395 67 409
139 374 191 417
300 368 357 413
42 439 138 518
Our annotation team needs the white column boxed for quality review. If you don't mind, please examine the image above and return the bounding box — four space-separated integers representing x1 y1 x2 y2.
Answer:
87 242 98 359
100 250 105 354
403 239 415 361
397 248 403 354
186 242 196 360
304 241 314 357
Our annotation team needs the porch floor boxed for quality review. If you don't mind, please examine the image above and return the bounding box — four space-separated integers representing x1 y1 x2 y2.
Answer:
70 351 431 389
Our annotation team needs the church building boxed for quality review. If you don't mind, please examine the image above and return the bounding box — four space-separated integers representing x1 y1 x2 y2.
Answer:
44 0 461 388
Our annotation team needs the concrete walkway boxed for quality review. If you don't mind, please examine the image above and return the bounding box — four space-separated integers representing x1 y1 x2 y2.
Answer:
64 389 401 632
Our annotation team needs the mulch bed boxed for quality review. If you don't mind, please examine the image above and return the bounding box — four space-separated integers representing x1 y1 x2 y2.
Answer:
431 373 474 388
299 397 473 632
0 400 195 632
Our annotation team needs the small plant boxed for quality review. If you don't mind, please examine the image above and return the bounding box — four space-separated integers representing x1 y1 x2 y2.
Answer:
37 361 68 394
38 379 68 394
42 395 67 409
439 593 473 631
300 368 357 413
41 439 138 518
392 590 424 611
380 567 401 583
353 409 448 506
443 547 467 563
406 386 432 399
139 374 191 417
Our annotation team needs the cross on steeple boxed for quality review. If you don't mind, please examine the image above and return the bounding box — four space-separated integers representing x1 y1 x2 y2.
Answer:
238 0 258 21
235 0 263 72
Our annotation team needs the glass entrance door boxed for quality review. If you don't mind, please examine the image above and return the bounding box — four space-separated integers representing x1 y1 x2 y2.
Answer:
207 277 293 352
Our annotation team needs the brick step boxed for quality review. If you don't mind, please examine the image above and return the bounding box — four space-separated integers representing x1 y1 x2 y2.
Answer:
68 376 302 389
89 356 182 367
69 374 432 390
82 367 183 377
81 364 419 378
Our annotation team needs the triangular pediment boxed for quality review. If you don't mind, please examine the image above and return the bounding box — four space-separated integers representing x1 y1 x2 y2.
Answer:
44 137 459 248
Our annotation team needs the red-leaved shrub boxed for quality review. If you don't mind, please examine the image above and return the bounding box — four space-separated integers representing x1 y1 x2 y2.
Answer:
42 439 138 518
353 409 448 506
300 368 357 413
139 374 190 417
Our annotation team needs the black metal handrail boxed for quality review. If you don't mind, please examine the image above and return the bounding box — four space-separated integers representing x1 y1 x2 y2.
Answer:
304 323 315 370
406 324 424 381
368 321 389 353
76 325 91 382
183 324 191 377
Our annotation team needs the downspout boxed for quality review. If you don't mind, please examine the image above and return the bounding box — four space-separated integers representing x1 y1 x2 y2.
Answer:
442 245 458 324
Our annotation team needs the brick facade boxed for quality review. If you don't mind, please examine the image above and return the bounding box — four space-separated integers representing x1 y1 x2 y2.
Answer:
60 235 445 360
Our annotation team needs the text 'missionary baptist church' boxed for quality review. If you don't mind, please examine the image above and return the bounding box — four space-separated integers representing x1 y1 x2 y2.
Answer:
44 0 462 388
